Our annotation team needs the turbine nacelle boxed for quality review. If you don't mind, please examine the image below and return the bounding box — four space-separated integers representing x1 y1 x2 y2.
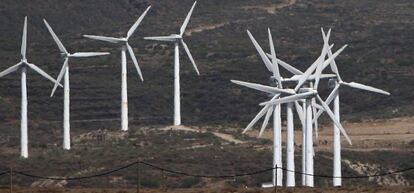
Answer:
278 74 338 83
168 34 183 41
143 34 183 42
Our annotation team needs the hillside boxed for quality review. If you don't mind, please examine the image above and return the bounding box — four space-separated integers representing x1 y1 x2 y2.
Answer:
0 0 413 191
0 0 412 128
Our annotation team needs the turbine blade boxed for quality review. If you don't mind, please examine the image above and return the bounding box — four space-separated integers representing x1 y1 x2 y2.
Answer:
286 73 336 82
126 43 144 81
127 6 151 39
268 28 282 86
312 98 319 139
50 58 69 97
322 28 342 82
181 39 200 75
180 1 197 36
313 84 339 123
231 80 295 95
260 92 315 106
265 54 303 75
21 16 28 59
294 101 305 126
43 19 68 54
242 105 270 134
246 30 273 72
327 47 342 82
26 63 62 87
342 82 390 95
313 29 332 89
144 36 177 42
321 44 347 70
71 52 110 58
295 44 347 91
316 94 352 145
259 105 274 137
83 35 122 43
294 56 322 91
0 62 22 78
278 58 303 75
312 103 325 111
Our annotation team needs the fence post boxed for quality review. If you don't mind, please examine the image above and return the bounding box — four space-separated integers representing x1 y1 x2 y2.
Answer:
9 167 12 193
273 165 277 193
161 169 164 192
137 160 140 193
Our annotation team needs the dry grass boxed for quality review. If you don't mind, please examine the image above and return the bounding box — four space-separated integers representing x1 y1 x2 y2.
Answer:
1 186 414 193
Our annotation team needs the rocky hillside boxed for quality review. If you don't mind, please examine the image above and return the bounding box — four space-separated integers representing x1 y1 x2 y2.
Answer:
0 0 412 140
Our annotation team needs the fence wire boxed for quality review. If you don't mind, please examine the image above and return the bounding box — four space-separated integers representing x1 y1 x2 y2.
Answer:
1 160 412 181
0 170 9 176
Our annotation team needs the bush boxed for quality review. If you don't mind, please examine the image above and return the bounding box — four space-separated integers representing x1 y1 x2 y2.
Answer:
140 178 160 188
178 177 202 188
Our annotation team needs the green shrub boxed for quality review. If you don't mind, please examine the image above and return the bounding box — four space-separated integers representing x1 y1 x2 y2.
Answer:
178 177 202 188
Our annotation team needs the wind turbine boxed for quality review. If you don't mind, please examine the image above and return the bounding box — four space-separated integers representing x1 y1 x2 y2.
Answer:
43 19 110 150
311 28 390 187
83 6 151 131
245 29 284 187
0 17 62 158
234 29 329 187
267 29 300 187
260 41 352 187
144 1 200 126
241 29 340 187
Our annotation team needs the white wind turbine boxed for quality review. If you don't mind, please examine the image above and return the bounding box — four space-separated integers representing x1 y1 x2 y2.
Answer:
0 17 62 158
236 38 349 187
43 19 110 150
260 42 353 187
245 28 305 187
311 28 390 187
238 29 337 187
144 1 200 126
83 6 151 131
244 29 285 187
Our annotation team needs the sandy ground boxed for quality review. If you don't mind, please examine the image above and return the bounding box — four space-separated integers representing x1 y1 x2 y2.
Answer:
1 186 413 193
247 116 414 151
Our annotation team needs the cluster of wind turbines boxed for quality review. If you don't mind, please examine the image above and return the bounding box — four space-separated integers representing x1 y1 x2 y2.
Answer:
0 1 391 189
231 28 390 187
0 2 200 158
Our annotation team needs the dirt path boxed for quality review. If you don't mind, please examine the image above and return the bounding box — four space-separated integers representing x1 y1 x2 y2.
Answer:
160 125 245 144
241 0 297 14
246 116 414 150
159 116 414 151
185 0 297 36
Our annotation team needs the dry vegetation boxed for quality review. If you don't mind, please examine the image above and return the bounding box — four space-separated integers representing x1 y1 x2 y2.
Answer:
0 0 413 192
1 186 414 193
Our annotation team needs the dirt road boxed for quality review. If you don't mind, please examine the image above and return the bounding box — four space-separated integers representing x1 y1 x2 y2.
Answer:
247 116 414 151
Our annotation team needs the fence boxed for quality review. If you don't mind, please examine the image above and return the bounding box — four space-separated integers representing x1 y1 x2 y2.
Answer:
0 160 413 192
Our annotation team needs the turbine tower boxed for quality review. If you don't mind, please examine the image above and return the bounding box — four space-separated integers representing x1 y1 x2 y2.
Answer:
233 35 349 187
261 43 353 187
83 6 151 131
313 28 390 187
235 29 332 187
245 29 285 186
43 19 110 150
0 17 62 158
144 1 200 126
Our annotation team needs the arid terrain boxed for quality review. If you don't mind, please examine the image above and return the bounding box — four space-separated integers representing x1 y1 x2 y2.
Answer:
0 117 413 192
1 186 414 193
0 0 413 192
